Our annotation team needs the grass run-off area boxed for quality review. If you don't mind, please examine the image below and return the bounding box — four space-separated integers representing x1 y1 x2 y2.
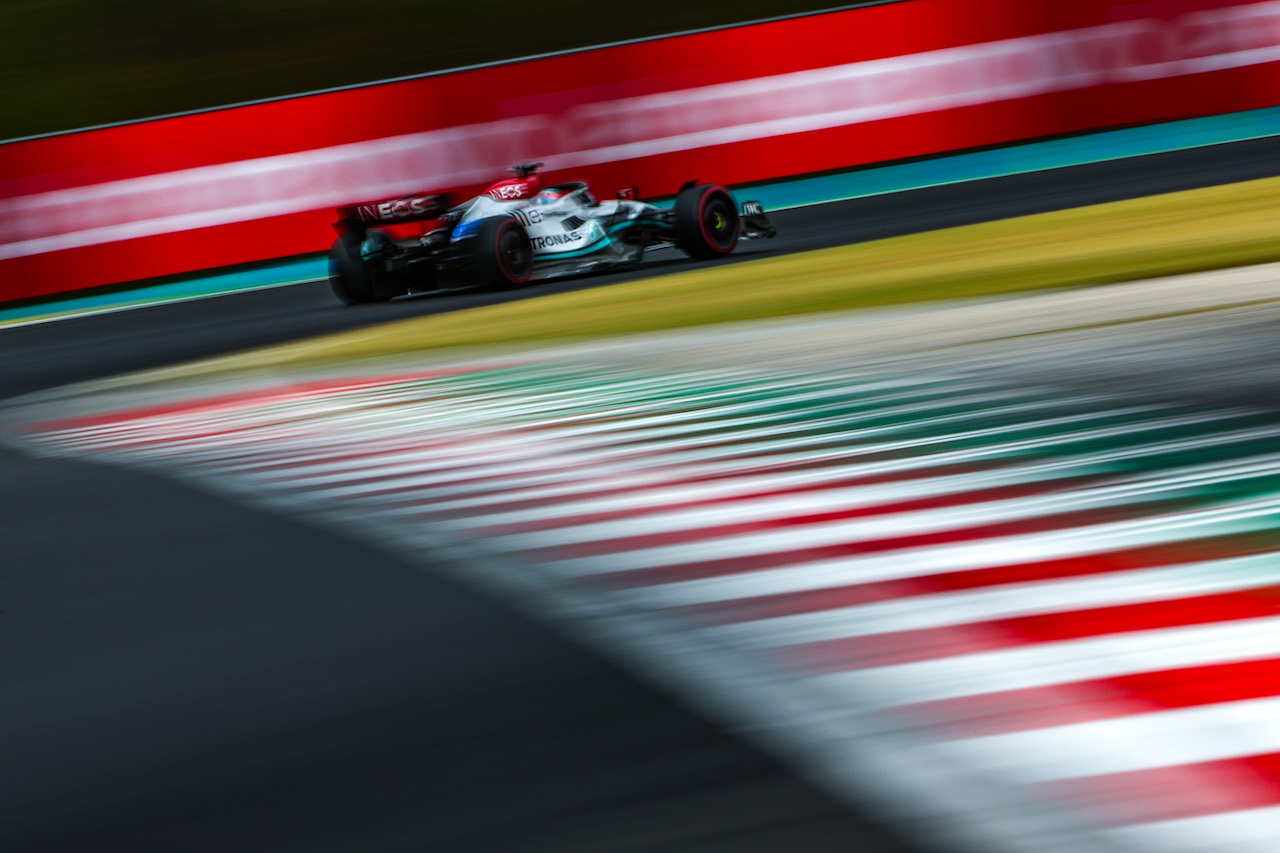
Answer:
184 174 1280 373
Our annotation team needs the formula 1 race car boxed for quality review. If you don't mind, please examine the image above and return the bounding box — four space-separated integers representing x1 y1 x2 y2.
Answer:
327 163 777 304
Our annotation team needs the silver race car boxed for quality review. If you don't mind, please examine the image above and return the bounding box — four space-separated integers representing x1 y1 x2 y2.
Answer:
328 162 776 304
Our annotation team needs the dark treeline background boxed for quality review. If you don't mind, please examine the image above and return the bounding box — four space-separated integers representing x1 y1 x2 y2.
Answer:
4 1 848 140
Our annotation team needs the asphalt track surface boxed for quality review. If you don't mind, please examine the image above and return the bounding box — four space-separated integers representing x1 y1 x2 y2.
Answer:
2 136 1280 853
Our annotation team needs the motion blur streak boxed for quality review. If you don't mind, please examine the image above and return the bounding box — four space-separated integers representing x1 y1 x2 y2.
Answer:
11 299 1280 853
5 1 1280 260
7 1 1280 300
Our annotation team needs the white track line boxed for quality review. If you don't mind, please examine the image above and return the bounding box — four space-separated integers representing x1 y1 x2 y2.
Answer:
1103 806 1280 853
300 409 1240 504
936 694 1280 781
616 497 1280 606
410 421 1280 519
228 394 1078 485
483 454 1280 550
695 554 1280 646
809 615 1280 705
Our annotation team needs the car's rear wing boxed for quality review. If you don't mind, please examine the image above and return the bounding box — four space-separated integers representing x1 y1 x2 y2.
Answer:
333 193 450 236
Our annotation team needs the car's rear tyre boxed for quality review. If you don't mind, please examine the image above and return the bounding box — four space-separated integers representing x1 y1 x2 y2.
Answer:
329 230 400 305
469 216 533 290
674 184 740 260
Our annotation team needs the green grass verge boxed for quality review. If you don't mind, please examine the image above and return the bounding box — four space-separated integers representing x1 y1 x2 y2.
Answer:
162 175 1280 375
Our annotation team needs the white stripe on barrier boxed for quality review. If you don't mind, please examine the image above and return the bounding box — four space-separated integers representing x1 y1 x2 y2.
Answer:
5 1 1280 259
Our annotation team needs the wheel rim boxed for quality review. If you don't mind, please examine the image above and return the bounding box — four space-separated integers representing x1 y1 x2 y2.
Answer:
498 222 532 280
702 195 737 250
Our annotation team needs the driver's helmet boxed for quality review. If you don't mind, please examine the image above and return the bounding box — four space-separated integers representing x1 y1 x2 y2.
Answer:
535 188 572 205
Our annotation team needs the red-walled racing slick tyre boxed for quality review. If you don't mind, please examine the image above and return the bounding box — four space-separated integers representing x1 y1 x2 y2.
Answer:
468 216 533 290
674 183 740 260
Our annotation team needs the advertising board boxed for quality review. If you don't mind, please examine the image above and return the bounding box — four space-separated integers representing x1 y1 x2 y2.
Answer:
3 0 1279 301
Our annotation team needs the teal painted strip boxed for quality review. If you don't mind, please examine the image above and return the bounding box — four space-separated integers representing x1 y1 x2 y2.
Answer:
747 105 1280 212
0 256 327 328
5 105 1278 329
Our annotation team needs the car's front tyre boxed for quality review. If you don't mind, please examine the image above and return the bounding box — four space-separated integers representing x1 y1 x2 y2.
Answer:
674 184 740 260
